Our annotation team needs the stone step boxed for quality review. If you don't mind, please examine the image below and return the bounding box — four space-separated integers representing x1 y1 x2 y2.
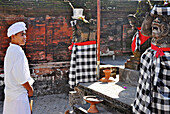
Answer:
129 55 140 61
125 62 139 71
74 79 137 114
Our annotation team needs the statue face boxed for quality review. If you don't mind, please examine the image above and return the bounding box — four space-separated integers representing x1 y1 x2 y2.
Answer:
152 18 162 39
151 16 169 39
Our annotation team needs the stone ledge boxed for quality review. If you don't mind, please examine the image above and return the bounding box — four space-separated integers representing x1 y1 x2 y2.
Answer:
77 81 136 113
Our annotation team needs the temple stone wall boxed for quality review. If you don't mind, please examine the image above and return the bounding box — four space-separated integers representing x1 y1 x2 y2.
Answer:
100 1 137 54
0 0 138 100
0 0 138 70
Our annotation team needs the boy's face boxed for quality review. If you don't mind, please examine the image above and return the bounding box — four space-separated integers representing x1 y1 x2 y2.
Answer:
13 31 27 46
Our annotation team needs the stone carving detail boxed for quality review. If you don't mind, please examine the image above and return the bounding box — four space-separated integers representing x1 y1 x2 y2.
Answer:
71 19 96 43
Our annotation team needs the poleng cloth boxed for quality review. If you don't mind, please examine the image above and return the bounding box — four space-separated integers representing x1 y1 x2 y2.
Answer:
151 5 170 16
69 41 97 88
131 27 150 52
132 46 170 114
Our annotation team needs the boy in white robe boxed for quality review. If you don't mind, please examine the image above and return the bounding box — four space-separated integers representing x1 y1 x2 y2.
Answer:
3 22 34 114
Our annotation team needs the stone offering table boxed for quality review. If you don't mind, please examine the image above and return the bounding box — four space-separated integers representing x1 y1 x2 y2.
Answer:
70 78 136 114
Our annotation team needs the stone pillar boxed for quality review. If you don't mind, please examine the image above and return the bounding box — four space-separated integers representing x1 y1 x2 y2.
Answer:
69 87 85 107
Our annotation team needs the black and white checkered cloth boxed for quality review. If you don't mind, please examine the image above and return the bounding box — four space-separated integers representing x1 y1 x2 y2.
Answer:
133 47 170 114
151 5 170 15
132 29 141 51
69 43 97 88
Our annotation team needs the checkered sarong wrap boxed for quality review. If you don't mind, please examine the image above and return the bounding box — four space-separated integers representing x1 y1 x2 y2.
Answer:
133 48 170 114
132 30 141 51
69 43 97 88
151 5 170 15
131 27 150 52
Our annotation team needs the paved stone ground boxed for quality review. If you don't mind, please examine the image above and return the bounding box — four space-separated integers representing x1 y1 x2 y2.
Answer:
0 93 72 114
0 56 130 114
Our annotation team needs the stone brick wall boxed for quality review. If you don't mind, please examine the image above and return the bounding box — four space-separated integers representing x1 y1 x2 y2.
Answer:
0 0 74 72
100 1 137 55
0 62 70 101
30 62 70 96
0 0 138 69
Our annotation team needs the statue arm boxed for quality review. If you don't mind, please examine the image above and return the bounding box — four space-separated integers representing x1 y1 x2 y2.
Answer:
141 12 155 37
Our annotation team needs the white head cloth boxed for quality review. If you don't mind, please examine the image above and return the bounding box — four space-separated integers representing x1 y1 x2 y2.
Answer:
7 22 27 37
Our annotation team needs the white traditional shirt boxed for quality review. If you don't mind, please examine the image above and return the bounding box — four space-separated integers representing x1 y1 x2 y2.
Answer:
4 43 34 101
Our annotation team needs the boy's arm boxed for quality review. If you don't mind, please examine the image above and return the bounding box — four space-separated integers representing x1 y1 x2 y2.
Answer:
22 81 34 97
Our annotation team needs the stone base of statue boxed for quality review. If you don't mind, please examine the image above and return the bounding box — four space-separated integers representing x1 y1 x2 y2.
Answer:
121 52 140 86
124 55 140 71
119 67 139 86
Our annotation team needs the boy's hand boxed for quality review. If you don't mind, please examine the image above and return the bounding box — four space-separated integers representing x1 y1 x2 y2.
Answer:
22 81 34 96
28 86 34 97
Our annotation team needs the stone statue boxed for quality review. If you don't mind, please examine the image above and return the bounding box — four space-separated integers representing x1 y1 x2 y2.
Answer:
128 14 151 57
133 6 170 114
141 12 170 48
125 1 152 70
69 13 97 88
71 19 96 43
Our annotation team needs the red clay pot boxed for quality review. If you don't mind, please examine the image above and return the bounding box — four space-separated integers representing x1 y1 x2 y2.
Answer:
103 69 112 80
